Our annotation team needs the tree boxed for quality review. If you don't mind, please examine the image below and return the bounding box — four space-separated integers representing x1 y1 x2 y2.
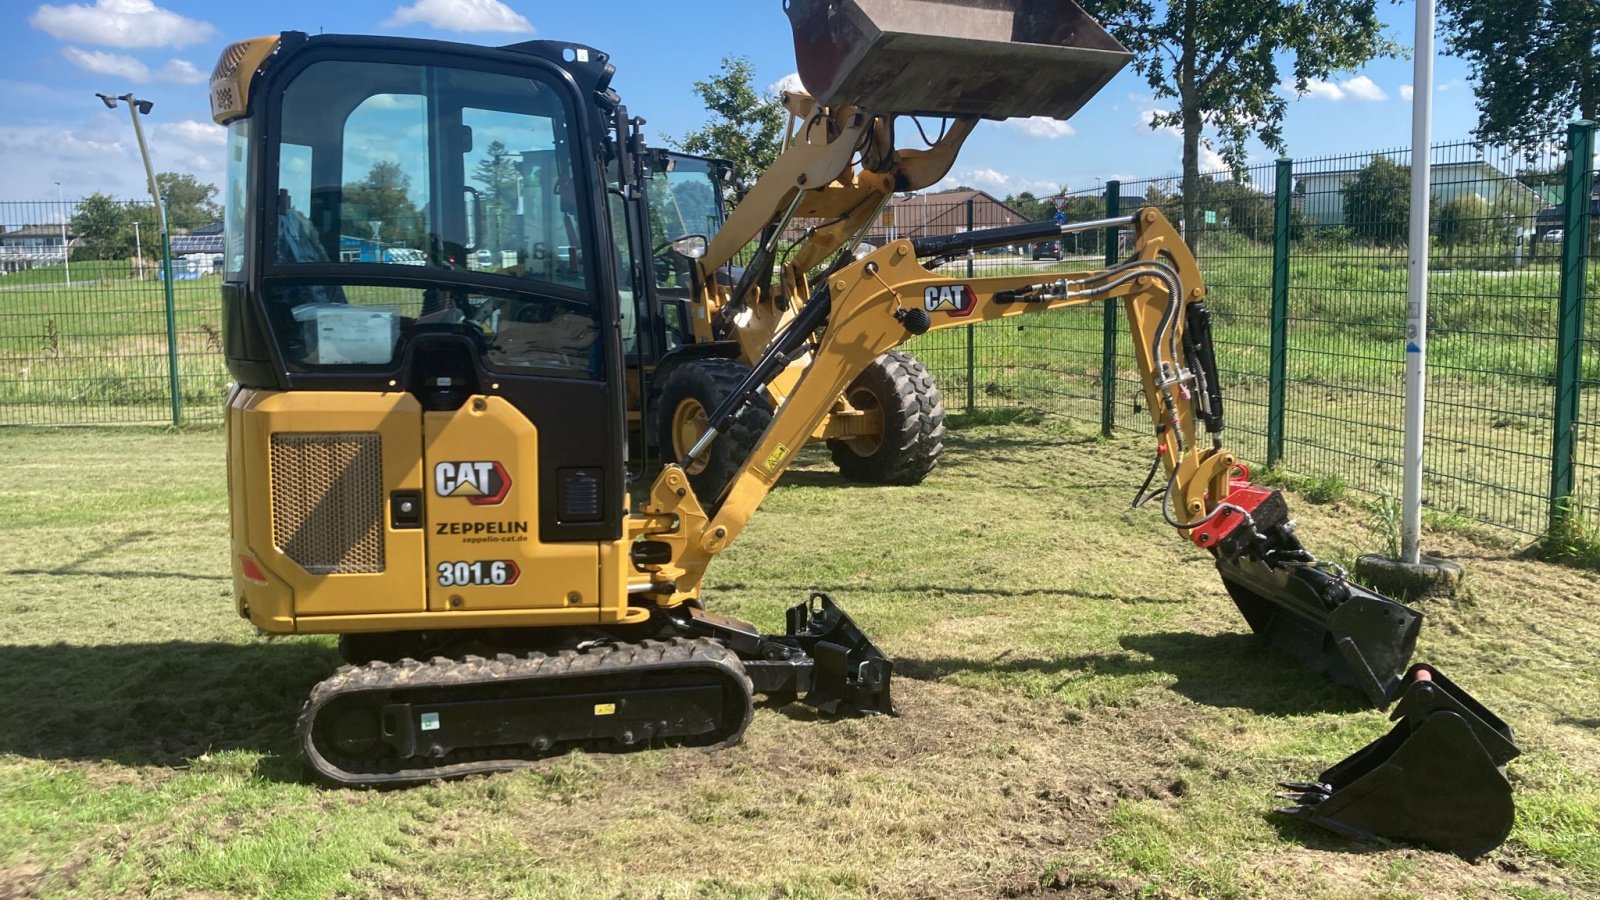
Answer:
1438 0 1599 148
1004 191 1058 222
1437 194 1491 253
1079 0 1394 244
1342 156 1412 247
70 193 131 260
343 161 424 249
155 172 221 229
471 140 522 253
670 55 787 192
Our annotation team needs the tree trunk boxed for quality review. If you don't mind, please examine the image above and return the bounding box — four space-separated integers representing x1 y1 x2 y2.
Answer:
1182 102 1202 250
1179 0 1200 249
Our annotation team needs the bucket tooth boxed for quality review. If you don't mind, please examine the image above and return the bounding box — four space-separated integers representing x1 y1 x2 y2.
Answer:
1275 665 1519 859
787 0 1131 120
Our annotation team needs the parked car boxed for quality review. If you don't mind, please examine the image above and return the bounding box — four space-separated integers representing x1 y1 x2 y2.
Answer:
1032 240 1063 260
1542 228 1565 244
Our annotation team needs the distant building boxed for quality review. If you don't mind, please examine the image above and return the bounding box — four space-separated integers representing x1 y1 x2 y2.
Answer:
1297 159 1548 227
0 224 76 274
853 189 1026 246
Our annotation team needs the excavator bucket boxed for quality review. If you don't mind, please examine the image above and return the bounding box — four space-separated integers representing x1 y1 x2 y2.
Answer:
786 0 1132 120
1203 483 1422 707
1276 665 1520 858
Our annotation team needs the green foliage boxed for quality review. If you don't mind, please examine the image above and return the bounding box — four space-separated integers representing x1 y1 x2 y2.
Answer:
1366 491 1403 559
1438 0 1600 147
1342 156 1413 247
1536 501 1600 569
341 161 424 248
1080 0 1395 238
155 171 222 228
70 193 138 261
1437 194 1493 251
670 55 786 192
1005 190 1060 222
470 140 523 254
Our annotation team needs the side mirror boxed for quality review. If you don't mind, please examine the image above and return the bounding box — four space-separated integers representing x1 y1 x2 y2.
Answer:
671 234 709 259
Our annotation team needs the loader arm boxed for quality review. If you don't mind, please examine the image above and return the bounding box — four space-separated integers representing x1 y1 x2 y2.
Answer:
636 206 1422 708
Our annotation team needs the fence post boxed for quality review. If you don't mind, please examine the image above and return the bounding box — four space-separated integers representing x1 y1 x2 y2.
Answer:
1550 120 1595 532
965 196 976 410
160 193 182 426
1268 157 1293 467
1100 181 1120 435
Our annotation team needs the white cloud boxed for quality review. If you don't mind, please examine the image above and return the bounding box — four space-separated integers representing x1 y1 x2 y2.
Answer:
31 0 215 49
1199 144 1226 172
1137 108 1182 139
1438 78 1464 92
384 0 534 34
1343 75 1387 101
61 45 151 81
1006 116 1075 139
768 72 804 98
0 116 231 200
968 168 1011 191
1399 84 1414 101
157 59 204 84
1283 75 1388 102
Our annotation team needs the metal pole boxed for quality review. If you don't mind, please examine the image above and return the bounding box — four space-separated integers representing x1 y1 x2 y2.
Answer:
965 197 976 410
54 181 70 285
1267 158 1292 466
120 95 182 426
1100 181 1120 435
1401 0 1436 564
134 220 143 278
1550 120 1596 532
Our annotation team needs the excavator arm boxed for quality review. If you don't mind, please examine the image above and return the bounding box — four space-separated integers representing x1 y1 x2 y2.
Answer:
634 207 1422 709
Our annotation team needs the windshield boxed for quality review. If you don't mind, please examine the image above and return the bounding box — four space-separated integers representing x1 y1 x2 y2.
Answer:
647 155 724 247
261 57 603 376
273 59 588 288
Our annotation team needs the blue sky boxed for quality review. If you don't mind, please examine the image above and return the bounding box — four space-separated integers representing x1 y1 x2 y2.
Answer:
0 0 1487 201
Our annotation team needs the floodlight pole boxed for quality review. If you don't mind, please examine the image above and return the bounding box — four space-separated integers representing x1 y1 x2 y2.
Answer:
54 181 71 285
1401 0 1435 564
104 91 181 425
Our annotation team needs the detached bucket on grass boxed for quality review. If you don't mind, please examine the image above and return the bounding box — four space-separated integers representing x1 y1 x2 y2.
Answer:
1276 664 1520 859
786 0 1131 120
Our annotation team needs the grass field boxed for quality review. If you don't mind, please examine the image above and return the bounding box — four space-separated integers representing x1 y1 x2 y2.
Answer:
1 419 1596 899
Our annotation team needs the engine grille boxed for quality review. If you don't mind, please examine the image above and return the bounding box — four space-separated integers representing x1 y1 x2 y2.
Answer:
269 433 385 575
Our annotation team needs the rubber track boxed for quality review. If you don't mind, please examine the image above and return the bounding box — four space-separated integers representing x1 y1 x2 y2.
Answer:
298 637 753 787
830 349 946 485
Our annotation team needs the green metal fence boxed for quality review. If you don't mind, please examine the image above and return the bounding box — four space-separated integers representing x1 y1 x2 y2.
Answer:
0 198 226 425
905 123 1597 537
2 122 1596 538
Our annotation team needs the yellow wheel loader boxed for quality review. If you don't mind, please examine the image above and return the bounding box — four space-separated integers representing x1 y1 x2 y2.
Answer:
211 0 1517 857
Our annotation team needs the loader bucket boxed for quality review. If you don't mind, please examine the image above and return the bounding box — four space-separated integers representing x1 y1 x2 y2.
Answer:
1276 665 1519 859
786 0 1132 120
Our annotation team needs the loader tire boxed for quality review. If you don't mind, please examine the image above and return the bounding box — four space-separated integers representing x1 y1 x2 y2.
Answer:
656 358 774 503
828 349 945 485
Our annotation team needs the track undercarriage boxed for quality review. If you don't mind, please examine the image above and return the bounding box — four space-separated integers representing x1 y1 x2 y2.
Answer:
301 595 891 787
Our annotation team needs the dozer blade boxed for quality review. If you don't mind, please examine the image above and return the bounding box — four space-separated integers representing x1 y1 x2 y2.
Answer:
1276 665 1520 859
787 0 1132 120
1205 485 1421 707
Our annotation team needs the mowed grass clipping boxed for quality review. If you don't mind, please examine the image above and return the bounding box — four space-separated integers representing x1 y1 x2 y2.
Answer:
0 419 1596 899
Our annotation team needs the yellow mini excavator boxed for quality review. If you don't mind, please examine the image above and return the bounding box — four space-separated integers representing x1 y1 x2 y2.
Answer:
211 0 1518 858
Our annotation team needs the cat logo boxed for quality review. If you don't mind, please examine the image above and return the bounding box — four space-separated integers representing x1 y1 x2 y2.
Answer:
434 461 512 505
924 284 976 318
